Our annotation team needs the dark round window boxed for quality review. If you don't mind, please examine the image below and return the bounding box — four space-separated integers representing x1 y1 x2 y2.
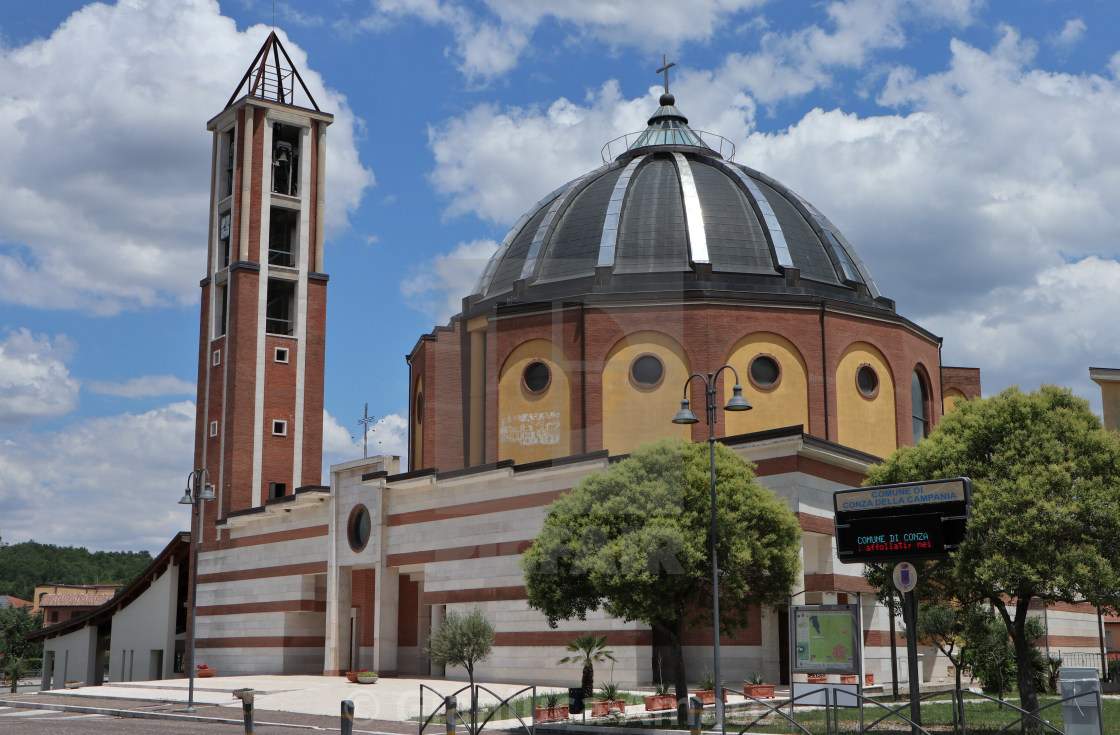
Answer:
749 354 781 390
523 361 551 394
414 392 424 424
347 505 371 552
856 365 880 398
630 354 664 388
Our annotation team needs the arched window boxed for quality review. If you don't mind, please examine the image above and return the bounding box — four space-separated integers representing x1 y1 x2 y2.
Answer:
911 371 929 442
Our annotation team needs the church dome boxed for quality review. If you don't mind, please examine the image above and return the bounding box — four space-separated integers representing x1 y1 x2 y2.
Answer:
467 94 894 314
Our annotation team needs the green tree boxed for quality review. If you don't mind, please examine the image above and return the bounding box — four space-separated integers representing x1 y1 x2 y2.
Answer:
866 385 1120 722
559 632 616 697
0 606 43 692
427 606 496 717
0 541 152 602
521 438 801 725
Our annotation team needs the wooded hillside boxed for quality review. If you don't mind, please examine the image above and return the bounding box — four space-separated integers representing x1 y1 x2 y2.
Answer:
0 541 153 602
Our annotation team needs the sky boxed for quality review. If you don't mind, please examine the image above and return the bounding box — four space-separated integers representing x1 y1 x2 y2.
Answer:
2 0 1120 553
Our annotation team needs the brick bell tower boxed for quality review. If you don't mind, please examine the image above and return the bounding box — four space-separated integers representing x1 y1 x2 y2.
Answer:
194 32 333 539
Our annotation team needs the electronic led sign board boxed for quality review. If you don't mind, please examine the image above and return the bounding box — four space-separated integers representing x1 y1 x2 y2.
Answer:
833 478 971 564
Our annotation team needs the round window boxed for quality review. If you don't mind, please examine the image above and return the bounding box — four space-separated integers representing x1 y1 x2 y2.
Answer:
630 354 665 388
347 505 371 552
748 354 781 390
523 361 551 394
856 364 880 399
414 392 424 424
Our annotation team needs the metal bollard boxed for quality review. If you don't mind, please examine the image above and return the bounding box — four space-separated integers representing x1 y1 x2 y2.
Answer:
242 698 254 733
233 689 255 734
445 695 457 735
341 699 355 735
689 696 702 735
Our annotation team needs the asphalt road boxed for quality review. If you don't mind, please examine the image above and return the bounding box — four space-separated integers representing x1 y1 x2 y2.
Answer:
0 697 421 735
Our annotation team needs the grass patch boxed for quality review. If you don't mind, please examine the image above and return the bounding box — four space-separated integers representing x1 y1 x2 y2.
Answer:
576 694 1120 735
418 690 647 725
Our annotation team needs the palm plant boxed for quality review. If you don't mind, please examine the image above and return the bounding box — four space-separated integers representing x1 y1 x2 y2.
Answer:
559 633 617 697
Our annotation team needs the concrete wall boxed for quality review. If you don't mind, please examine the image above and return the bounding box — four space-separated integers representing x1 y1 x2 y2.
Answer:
41 626 97 689
110 560 180 682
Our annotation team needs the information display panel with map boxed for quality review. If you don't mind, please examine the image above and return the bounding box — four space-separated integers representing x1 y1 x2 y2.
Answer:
791 604 860 674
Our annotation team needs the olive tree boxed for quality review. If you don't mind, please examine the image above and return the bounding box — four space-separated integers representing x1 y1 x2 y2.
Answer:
866 385 1120 719
521 437 801 724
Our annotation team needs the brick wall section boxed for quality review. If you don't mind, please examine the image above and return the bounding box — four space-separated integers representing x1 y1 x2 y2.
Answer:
248 107 265 262
352 568 375 647
301 277 327 486
224 265 261 518
680 606 763 646
415 296 949 473
942 366 982 401
262 334 297 497
409 343 427 469
431 323 465 471
398 576 420 647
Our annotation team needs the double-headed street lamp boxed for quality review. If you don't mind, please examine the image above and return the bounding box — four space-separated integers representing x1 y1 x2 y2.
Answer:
672 366 752 733
178 468 214 713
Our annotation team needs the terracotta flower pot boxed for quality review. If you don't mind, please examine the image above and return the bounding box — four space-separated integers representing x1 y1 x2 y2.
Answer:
695 689 726 705
197 668 217 678
590 699 626 716
535 705 569 722
345 671 358 683
840 675 857 685
806 674 827 684
865 674 875 686
644 694 676 711
743 684 774 698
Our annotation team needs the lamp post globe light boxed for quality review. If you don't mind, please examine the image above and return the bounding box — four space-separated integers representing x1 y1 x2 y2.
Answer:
178 469 215 713
672 366 751 734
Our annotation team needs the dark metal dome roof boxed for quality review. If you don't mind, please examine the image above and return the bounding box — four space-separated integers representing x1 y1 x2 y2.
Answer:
466 98 894 315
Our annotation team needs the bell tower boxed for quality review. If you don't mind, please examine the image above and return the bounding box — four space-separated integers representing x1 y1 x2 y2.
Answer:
194 32 333 537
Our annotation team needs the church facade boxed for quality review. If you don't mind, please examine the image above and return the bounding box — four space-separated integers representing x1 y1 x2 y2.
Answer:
187 39 996 685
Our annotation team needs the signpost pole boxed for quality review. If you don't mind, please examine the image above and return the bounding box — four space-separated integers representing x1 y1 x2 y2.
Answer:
902 588 921 735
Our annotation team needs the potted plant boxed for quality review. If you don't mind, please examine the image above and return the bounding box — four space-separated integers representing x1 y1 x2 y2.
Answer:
356 669 378 684
345 671 359 683
806 673 827 684
644 680 675 711
743 673 774 699
196 664 217 678
696 672 726 705
535 691 569 722
865 673 874 686
590 682 626 716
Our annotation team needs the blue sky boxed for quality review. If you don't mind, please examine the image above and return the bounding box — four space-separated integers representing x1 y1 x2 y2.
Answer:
2 0 1120 552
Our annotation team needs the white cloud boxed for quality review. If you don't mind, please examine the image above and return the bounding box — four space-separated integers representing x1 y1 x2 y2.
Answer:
1049 18 1086 54
401 239 500 323
428 81 655 223
87 375 195 398
321 409 408 479
0 401 195 551
926 257 1120 410
0 0 373 316
364 0 770 82
0 328 79 429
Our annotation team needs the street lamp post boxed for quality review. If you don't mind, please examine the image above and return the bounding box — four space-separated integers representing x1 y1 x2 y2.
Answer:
178 469 215 713
672 366 752 734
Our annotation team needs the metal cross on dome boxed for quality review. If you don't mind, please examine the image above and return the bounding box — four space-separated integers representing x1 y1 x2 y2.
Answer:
656 54 676 94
